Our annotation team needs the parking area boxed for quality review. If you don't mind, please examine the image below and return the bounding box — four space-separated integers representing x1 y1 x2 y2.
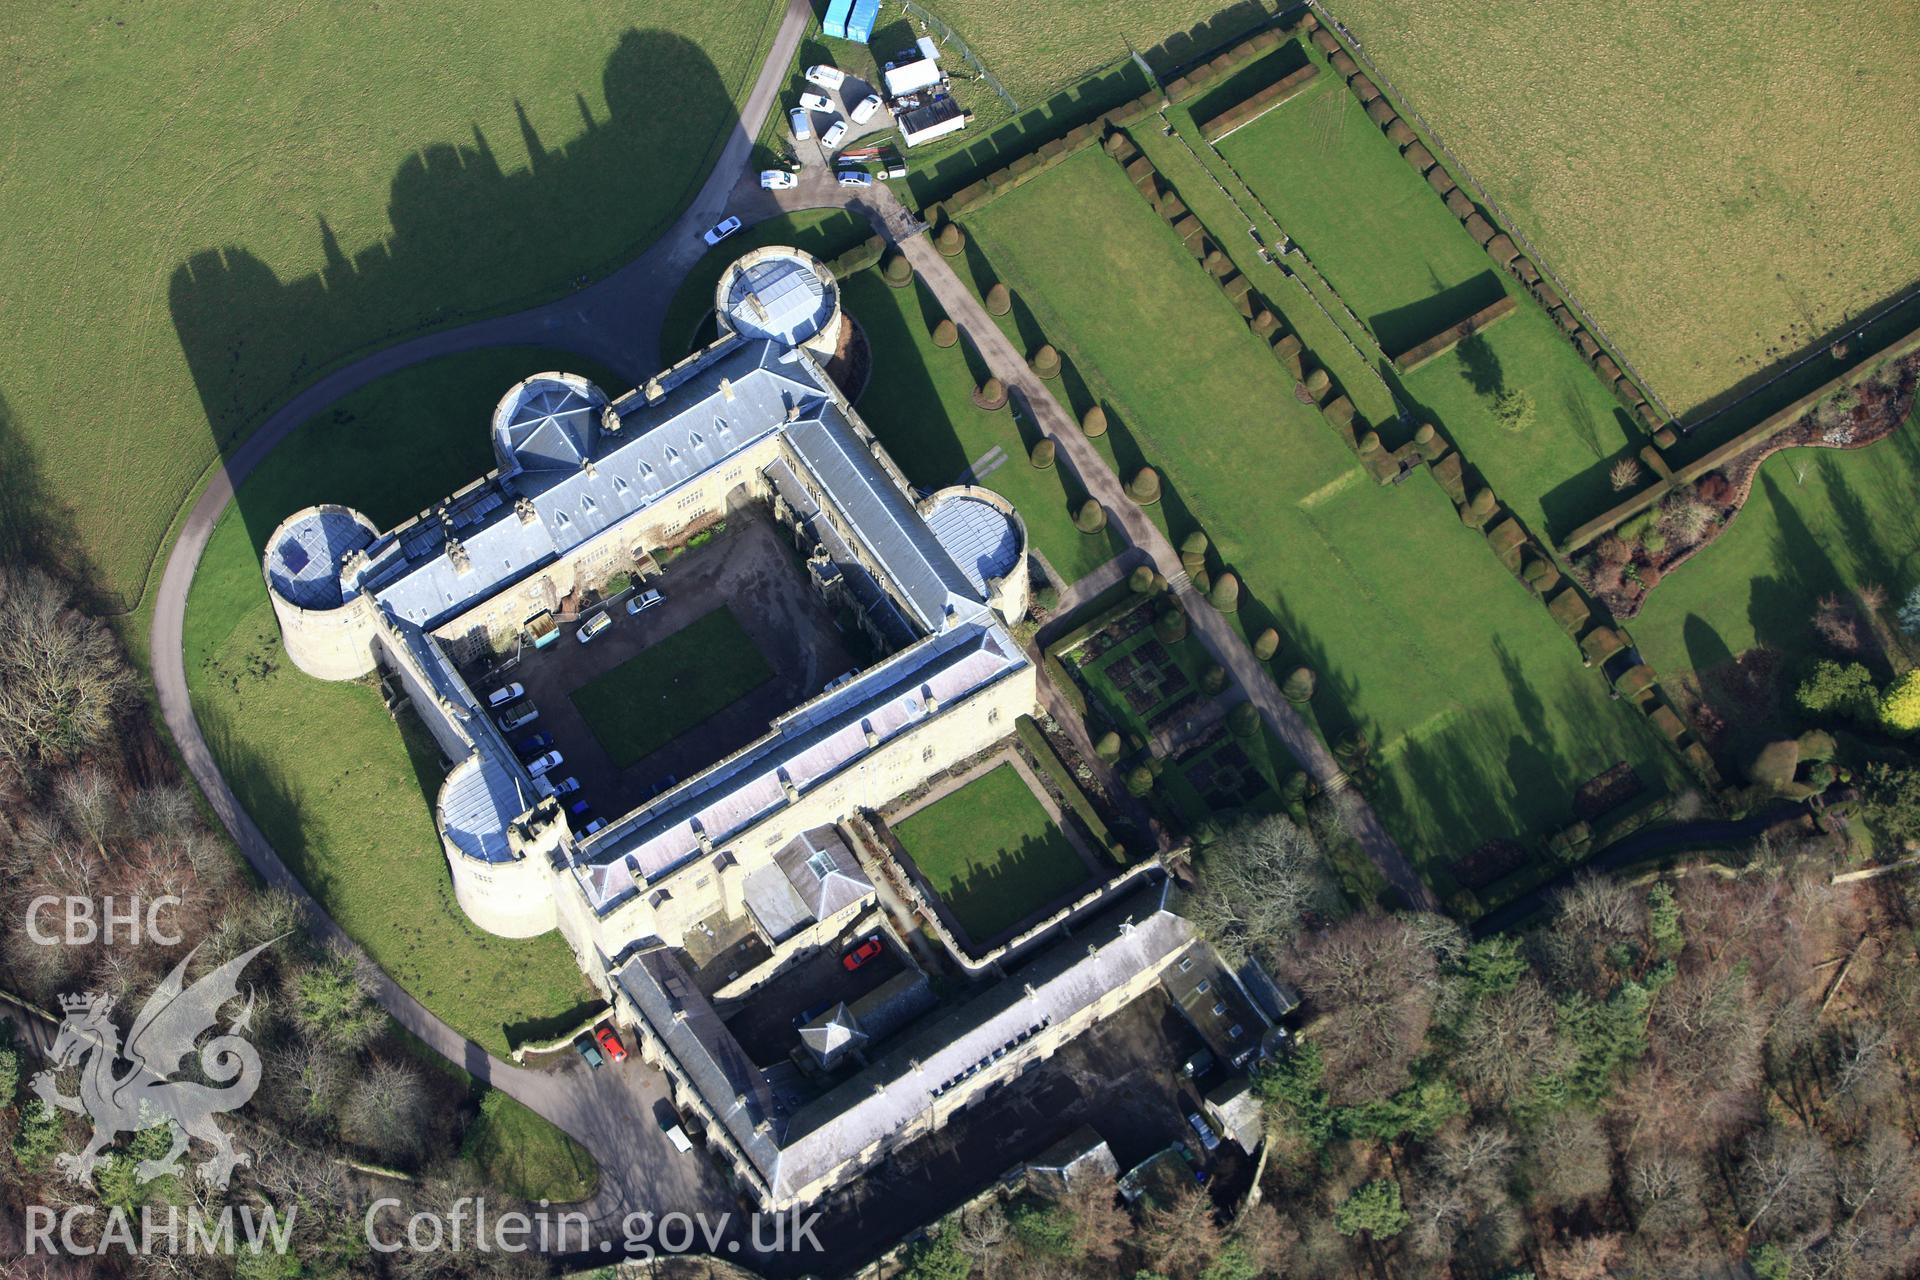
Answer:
474 508 858 828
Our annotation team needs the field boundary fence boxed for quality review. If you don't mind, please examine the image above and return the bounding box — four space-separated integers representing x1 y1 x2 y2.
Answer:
1306 0 1677 427
897 1 1020 115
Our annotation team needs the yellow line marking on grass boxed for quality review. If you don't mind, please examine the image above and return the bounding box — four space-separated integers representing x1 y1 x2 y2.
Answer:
1296 466 1364 510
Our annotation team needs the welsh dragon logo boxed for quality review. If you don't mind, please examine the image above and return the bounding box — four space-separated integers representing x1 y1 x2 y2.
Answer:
30 938 278 1190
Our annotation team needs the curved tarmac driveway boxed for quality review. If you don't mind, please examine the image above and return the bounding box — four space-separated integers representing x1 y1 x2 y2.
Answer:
150 0 815 1238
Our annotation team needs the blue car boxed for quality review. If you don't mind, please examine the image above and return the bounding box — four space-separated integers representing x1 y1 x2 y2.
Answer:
512 731 555 758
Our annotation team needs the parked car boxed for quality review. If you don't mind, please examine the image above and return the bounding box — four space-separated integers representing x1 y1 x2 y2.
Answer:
759 169 798 190
594 1024 628 1063
495 700 539 732
577 611 612 643
803 64 845 91
701 216 742 247
842 935 885 971
1181 1048 1216 1080
575 1035 604 1069
583 818 606 836
485 681 524 708
798 90 833 113
625 588 665 615
511 731 555 757
820 118 848 149
525 750 564 777
543 775 582 797
655 1100 695 1152
788 107 812 141
568 799 593 819
837 169 872 188
1186 1112 1222 1152
850 92 883 124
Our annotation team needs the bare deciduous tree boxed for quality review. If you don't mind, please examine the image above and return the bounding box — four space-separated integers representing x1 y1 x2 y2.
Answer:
1058 1176 1131 1265
1525 1110 1613 1209
1290 913 1444 1103
0 568 136 782
342 1060 430 1162
1736 1124 1835 1236
1182 814 1335 964
1139 1184 1225 1279
1455 976 1574 1105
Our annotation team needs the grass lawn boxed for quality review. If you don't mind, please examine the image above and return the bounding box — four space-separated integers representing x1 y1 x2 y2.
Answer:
893 764 1092 939
1321 0 1920 416
1632 415 1920 734
1216 71 1502 358
184 349 631 1057
462 1090 599 1203
842 269 1124 586
571 607 774 768
1196 52 1636 543
918 0 1268 109
5 0 784 612
661 209 872 359
968 148 1678 876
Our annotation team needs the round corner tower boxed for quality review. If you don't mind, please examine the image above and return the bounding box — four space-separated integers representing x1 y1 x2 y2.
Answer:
263 505 381 680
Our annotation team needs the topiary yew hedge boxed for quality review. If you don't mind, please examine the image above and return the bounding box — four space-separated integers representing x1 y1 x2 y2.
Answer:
1198 64 1320 143
1163 18 1306 103
931 94 1167 221
1391 295 1518 374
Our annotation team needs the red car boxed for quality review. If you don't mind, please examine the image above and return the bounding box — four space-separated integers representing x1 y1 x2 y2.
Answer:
842 936 885 971
594 1024 627 1064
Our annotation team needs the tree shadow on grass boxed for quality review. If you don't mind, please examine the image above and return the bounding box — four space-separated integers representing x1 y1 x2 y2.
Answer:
0 387 111 608
170 28 742 559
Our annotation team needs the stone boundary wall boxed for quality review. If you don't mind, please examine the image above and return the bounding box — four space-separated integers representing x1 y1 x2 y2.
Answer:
1305 0 1675 433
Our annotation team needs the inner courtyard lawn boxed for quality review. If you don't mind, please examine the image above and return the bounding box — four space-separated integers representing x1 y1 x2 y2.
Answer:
5 0 784 612
1633 415 1920 702
967 148 1677 873
893 764 1092 940
841 270 1125 587
570 607 775 768
1318 0 1920 416
184 348 633 1057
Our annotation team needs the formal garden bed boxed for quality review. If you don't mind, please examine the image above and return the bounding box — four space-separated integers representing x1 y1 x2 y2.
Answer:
1575 354 1919 619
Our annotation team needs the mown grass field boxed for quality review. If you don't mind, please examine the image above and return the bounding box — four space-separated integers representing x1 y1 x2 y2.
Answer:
462 1090 599 1203
1207 56 1642 541
5 0 784 612
922 0 1269 108
184 349 625 1057
571 608 774 768
893 764 1090 939
1633 416 1920 704
1320 0 1920 416
1218 72 1499 357
967 148 1675 876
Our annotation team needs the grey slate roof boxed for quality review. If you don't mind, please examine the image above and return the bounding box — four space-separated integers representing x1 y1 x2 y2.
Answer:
267 509 374 609
617 879 1193 1204
725 253 837 346
923 493 1021 595
798 1003 866 1068
744 828 870 943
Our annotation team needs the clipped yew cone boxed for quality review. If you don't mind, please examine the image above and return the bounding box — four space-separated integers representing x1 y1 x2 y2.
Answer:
935 223 966 257
1074 499 1108 534
1208 572 1240 612
1253 628 1281 661
1030 343 1061 379
1081 405 1108 437
972 376 1008 410
1030 439 1056 469
1128 467 1162 505
1283 666 1316 704
931 318 958 348
985 282 1012 315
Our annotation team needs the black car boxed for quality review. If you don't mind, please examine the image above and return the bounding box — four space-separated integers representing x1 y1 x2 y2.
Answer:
512 731 555 758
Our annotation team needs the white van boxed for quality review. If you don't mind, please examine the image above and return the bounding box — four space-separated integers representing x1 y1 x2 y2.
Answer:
788 107 811 141
804 64 846 91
